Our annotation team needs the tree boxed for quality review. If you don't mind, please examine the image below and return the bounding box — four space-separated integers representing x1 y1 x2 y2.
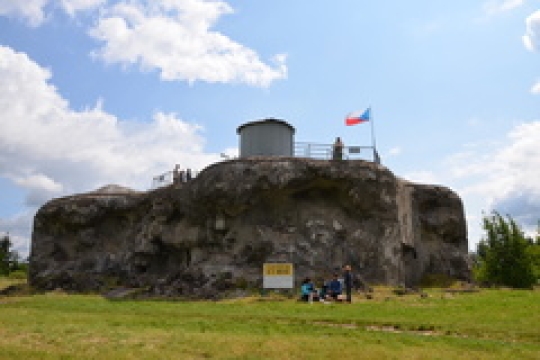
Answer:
0 234 12 275
0 233 22 276
474 212 536 289
527 225 540 281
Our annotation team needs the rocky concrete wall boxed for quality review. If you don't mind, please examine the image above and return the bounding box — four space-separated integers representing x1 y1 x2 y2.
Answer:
29 158 470 298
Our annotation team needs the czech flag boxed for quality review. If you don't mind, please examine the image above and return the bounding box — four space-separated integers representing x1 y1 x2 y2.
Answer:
345 108 371 126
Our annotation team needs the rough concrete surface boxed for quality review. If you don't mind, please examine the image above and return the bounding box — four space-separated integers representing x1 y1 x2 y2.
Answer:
29 158 470 299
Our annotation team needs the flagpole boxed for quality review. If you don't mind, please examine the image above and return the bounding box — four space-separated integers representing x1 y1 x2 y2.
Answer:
369 106 378 164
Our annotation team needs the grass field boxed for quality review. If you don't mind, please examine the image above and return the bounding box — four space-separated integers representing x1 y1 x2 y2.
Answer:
0 279 539 359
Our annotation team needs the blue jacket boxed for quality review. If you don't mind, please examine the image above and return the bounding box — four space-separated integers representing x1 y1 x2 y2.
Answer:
301 283 314 296
328 279 342 294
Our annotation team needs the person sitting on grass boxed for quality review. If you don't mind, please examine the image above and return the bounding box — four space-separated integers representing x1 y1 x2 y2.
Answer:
319 281 328 300
326 274 343 301
300 278 319 302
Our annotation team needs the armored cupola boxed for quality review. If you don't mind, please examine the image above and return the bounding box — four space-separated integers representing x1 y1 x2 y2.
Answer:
236 118 295 158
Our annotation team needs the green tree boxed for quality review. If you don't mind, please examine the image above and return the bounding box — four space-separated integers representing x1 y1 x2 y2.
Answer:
474 212 536 289
0 234 12 275
527 225 540 281
0 233 22 276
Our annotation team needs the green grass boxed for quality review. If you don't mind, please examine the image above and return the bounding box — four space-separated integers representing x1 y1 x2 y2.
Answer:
0 282 539 359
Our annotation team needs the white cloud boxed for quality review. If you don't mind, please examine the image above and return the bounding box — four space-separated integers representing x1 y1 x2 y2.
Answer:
386 147 402 157
523 10 540 52
0 45 218 189
447 121 540 229
0 0 49 26
491 122 540 201
12 174 64 207
88 0 287 87
0 0 105 24
0 212 35 257
483 0 524 16
532 80 540 94
399 122 540 248
60 0 105 16
13 174 63 193
219 147 239 160
0 0 287 86
401 170 439 185
0 45 223 256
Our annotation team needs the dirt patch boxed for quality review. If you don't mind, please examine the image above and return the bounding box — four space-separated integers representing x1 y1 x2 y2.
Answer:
365 325 439 336
312 321 442 336
312 321 358 329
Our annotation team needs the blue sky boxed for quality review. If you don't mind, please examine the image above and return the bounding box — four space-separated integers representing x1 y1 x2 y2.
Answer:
1 0 540 257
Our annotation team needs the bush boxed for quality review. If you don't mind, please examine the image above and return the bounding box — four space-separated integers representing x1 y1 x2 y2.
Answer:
474 212 536 289
8 270 28 280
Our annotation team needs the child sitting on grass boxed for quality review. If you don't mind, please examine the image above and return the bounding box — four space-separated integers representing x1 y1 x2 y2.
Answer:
300 278 319 302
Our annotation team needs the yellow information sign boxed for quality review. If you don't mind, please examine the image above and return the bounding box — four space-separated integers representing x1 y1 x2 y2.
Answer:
263 263 293 276
263 263 294 288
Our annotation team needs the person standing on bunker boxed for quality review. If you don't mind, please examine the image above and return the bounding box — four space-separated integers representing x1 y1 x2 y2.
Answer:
332 137 344 160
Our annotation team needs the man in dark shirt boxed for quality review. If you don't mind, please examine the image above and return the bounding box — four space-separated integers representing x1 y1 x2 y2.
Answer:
332 137 344 160
327 274 342 300
343 265 352 303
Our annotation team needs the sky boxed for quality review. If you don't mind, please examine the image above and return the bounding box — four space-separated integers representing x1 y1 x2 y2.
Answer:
1 0 540 257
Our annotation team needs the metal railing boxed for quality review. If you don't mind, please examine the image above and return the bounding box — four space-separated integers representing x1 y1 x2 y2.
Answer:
294 142 379 162
151 170 174 189
151 169 199 189
151 143 381 189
